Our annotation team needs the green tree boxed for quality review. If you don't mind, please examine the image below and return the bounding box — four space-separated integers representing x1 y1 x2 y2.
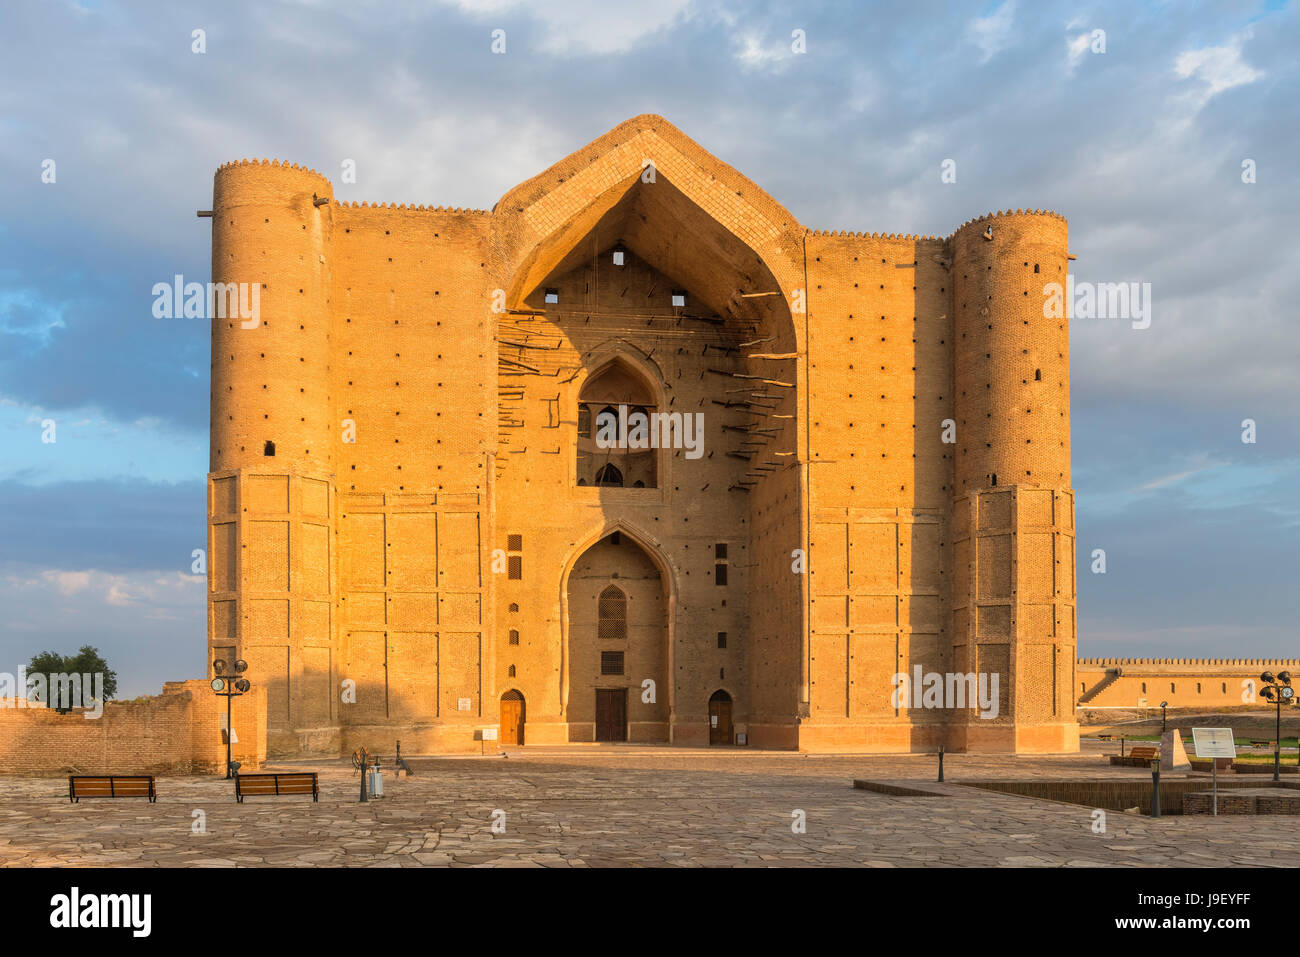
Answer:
26 645 118 713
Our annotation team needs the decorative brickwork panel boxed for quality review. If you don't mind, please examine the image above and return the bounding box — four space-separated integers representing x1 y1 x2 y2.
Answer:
246 599 289 641
346 631 387 721
976 604 1011 638
212 599 237 640
212 522 237 593
1021 532 1055 600
813 523 849 591
301 522 330 594
247 521 289 591
976 643 1011 723
810 633 848 717
977 535 1012 599
303 478 329 517
300 645 332 727
439 632 481 716
344 512 386 588
439 513 481 590
212 476 237 515
388 633 437 720
245 644 290 727
852 522 897 589
388 512 437 589
440 593 481 628
388 592 438 631
851 634 899 716
247 475 289 513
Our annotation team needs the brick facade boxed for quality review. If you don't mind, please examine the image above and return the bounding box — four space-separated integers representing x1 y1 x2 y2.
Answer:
206 114 1078 755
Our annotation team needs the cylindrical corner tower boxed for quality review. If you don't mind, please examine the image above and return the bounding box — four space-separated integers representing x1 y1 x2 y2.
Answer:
207 160 338 756
947 210 1077 753
211 160 335 471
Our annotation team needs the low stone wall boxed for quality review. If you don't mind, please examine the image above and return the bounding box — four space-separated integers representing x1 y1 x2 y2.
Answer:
965 778 1300 816
1185 789 1300 815
0 680 266 776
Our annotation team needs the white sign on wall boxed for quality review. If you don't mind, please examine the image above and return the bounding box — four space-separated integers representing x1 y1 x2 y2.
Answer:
481 728 498 741
457 698 472 712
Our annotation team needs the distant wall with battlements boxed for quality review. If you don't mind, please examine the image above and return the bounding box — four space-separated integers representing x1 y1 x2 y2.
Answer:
1077 658 1300 709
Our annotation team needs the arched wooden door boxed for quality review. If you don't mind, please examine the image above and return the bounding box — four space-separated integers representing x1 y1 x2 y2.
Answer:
500 690 525 745
708 690 733 745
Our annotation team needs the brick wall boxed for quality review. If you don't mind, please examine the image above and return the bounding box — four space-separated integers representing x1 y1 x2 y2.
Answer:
0 680 266 776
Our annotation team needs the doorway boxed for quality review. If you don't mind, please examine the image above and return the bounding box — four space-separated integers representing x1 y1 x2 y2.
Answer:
595 688 627 742
500 690 525 745
708 690 733 745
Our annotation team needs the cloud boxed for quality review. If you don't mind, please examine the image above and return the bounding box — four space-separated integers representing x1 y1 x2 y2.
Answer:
0 563 205 696
0 0 1296 668
1174 34 1264 109
967 0 1016 63
436 0 695 55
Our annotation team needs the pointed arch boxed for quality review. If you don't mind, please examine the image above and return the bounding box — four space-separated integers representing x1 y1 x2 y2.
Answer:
492 116 806 347
557 520 679 727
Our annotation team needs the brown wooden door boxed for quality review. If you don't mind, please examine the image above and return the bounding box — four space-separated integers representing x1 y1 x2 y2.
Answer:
500 692 525 745
595 688 627 742
709 691 733 745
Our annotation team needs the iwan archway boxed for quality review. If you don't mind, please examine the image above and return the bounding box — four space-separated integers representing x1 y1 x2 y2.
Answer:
560 525 671 742
489 115 811 751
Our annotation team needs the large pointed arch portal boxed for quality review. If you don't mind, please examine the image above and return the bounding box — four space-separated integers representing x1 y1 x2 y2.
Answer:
492 116 813 749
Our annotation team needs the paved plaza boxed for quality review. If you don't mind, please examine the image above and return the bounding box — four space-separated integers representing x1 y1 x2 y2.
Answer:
1 741 1295 867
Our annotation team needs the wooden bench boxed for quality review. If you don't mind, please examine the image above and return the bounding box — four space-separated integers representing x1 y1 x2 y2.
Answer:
1109 746 1160 768
68 775 156 803
234 772 318 803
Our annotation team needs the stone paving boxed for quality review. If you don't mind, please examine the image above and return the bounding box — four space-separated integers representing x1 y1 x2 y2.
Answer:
1 741 1295 867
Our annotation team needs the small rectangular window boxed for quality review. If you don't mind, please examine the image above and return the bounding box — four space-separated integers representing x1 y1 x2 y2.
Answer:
715 543 727 559
717 632 727 649
509 629 519 646
612 249 625 266
508 556 522 580
601 651 624 675
714 563 728 586
544 288 559 304
507 534 522 551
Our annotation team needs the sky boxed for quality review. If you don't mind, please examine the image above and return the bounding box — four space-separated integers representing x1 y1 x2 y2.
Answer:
0 0 1296 696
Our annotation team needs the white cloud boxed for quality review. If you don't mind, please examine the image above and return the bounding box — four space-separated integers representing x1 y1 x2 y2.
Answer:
1174 35 1263 109
439 0 694 55
1066 31 1093 72
967 0 1016 64
41 570 92 596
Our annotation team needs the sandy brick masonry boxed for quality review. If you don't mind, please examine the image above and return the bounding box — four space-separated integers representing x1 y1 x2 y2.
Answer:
1078 658 1300 708
0 680 266 776
205 114 1080 757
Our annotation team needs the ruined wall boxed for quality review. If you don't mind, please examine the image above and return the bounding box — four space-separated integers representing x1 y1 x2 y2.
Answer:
0 681 266 776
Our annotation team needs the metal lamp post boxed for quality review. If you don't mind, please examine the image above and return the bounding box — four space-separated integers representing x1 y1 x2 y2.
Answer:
1159 701 1168 735
210 658 250 779
1259 671 1295 783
